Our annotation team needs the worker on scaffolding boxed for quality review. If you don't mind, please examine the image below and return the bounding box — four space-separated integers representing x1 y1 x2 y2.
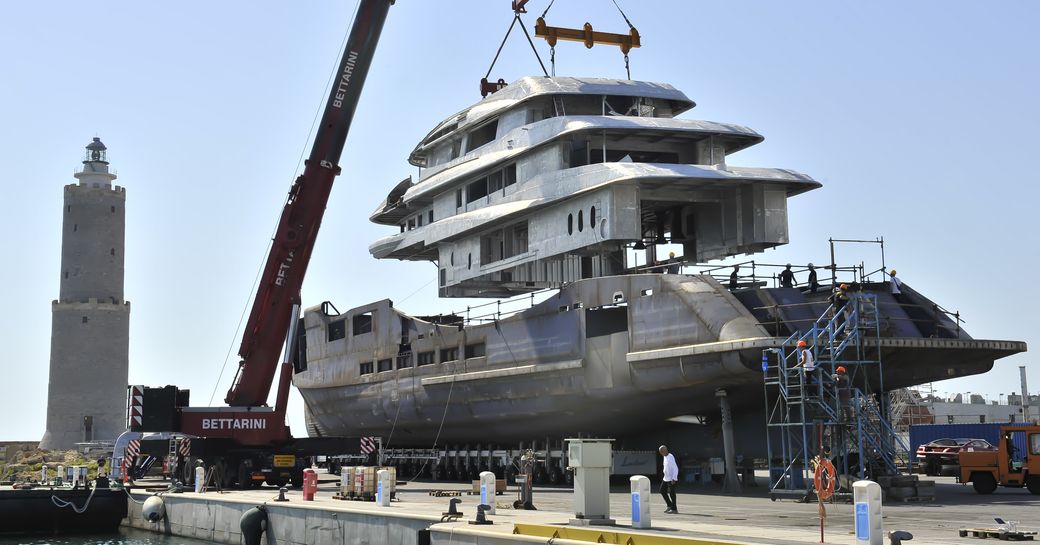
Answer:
831 366 853 421
806 263 820 293
779 264 796 288
793 340 817 394
830 283 852 337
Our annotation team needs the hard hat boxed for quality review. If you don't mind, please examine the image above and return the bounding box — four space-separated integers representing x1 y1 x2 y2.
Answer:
890 269 897 276
808 263 814 268
797 340 807 347
669 251 675 258
786 263 792 268
836 366 846 373
839 283 849 289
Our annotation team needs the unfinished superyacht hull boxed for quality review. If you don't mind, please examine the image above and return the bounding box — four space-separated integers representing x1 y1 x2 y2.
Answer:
294 273 1022 448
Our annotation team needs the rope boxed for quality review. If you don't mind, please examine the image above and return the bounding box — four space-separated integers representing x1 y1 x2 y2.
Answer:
407 368 456 483
51 482 99 514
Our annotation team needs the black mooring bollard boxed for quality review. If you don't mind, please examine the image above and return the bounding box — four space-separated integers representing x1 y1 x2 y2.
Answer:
889 530 913 545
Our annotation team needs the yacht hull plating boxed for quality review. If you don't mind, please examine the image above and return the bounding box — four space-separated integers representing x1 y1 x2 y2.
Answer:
294 274 1023 447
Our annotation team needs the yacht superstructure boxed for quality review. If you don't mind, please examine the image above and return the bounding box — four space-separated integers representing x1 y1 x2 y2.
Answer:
368 77 817 297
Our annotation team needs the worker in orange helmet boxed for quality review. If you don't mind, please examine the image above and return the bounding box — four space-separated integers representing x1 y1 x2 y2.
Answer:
792 339 816 392
832 365 853 421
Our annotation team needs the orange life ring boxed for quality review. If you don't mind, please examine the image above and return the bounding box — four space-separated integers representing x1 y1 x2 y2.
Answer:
814 458 836 501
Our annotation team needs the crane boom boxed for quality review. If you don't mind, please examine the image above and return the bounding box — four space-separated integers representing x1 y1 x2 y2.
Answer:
226 0 393 407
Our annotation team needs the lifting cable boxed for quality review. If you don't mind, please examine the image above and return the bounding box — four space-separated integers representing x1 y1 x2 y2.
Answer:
484 4 550 86
610 0 636 79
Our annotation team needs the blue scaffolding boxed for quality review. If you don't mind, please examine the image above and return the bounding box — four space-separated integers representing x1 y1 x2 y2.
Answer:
762 292 911 500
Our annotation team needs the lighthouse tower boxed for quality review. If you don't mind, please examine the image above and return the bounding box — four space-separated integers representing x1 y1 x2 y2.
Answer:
40 138 130 450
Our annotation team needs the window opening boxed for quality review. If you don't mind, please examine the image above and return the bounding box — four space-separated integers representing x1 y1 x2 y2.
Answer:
417 351 435 366
590 206 597 225
440 347 458 363
504 163 517 187
465 343 486 359
360 362 374 375
428 210 434 223
578 210 584 232
467 177 489 203
567 214 573 235
396 353 413 369
467 119 498 151
327 319 347 341
353 312 373 335
377 359 393 372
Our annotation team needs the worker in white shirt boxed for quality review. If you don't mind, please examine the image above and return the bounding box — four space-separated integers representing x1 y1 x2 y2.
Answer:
658 445 679 513
889 269 904 303
793 339 816 389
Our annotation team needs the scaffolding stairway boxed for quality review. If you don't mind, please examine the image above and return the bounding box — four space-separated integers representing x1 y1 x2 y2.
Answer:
763 293 917 501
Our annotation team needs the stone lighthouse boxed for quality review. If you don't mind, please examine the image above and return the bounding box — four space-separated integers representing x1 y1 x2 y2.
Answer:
40 138 130 450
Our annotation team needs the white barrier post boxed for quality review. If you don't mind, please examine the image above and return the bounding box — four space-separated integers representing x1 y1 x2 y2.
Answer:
630 475 651 529
376 469 391 507
480 471 497 514
853 480 883 545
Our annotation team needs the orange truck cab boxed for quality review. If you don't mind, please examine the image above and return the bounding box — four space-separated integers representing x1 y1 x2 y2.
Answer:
959 425 1040 495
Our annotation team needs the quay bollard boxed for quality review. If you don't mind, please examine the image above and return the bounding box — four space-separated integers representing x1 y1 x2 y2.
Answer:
854 480 883 545
376 469 391 507
479 471 497 515
630 475 651 529
302 468 317 501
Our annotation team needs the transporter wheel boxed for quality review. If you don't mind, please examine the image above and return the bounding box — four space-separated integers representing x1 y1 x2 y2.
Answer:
548 468 562 485
182 460 195 485
1026 476 1040 495
925 457 940 476
972 472 997 494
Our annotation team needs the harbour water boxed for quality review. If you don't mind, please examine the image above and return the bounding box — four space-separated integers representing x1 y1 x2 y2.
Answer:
0 528 221 545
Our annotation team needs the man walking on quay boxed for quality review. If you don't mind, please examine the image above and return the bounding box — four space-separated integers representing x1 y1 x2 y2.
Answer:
659 445 679 513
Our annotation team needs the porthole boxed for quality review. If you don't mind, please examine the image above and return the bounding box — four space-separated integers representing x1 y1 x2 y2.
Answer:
567 214 573 235
468 253 472 269
578 210 584 232
590 206 597 225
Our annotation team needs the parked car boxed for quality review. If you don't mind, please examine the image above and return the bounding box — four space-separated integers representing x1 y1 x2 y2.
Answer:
916 438 996 475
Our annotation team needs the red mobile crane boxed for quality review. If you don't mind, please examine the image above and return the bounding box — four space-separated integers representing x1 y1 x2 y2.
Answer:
122 0 393 488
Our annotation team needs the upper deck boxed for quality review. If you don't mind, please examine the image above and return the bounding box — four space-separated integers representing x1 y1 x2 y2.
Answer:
409 77 696 168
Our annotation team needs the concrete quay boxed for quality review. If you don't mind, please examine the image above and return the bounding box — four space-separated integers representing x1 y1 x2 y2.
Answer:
123 474 1040 545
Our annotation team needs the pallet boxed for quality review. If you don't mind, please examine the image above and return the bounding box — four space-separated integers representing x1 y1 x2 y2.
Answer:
959 528 1036 540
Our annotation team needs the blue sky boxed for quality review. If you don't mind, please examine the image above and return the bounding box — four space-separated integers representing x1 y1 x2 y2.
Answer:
1 1 1036 440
